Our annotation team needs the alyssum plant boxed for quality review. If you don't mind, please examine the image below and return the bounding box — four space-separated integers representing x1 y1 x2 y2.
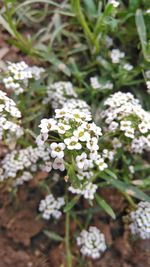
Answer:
0 60 150 262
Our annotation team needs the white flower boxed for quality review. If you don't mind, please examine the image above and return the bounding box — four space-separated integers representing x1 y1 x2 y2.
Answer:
129 201 150 239
112 137 122 148
39 193 65 220
86 137 99 151
120 120 132 131
64 136 82 150
52 158 65 171
123 63 133 71
90 77 101 89
55 108 71 119
110 49 125 64
108 121 119 131
72 109 92 122
69 182 97 200
50 142 65 158
108 0 120 7
146 81 150 89
124 127 135 139
138 122 149 134
40 161 52 172
76 152 88 169
50 142 66 159
145 70 150 79
73 126 90 142
129 165 135 174
89 151 99 161
39 118 57 133
88 122 102 136
77 226 107 259
146 81 150 94
36 133 48 146
57 122 71 134
102 149 115 162
95 157 108 171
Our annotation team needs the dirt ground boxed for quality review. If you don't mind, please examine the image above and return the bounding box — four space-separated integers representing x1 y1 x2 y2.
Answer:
0 182 149 267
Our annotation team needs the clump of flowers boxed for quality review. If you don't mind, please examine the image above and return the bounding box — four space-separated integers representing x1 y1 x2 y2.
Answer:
69 182 97 200
90 77 113 91
0 90 23 142
0 145 51 185
2 61 44 94
110 49 125 64
43 81 77 108
38 107 107 199
77 226 107 259
44 81 91 114
39 193 65 220
129 201 150 239
101 91 150 153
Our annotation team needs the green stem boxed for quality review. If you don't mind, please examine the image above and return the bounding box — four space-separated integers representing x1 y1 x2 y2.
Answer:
71 0 100 54
122 192 136 208
65 212 72 267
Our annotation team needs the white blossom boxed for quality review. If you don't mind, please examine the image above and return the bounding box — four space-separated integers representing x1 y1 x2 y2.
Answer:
95 157 108 171
3 61 44 94
108 0 120 7
77 226 107 259
52 158 65 171
39 193 65 220
123 63 133 71
69 182 97 200
50 142 65 159
64 136 82 150
129 202 150 239
0 90 23 142
110 49 125 64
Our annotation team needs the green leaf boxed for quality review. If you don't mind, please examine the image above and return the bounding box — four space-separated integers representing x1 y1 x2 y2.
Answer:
0 15 16 37
64 195 80 212
83 0 97 16
40 52 71 76
135 9 150 61
67 165 80 188
15 0 60 11
129 0 140 11
44 230 63 242
100 172 150 202
104 3 114 16
105 169 117 179
95 193 116 219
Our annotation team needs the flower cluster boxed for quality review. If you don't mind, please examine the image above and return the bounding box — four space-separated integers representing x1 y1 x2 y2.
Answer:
129 201 150 239
69 182 97 200
3 61 44 94
77 226 107 259
0 145 51 185
0 90 23 142
39 193 65 220
90 77 113 91
44 81 90 114
43 81 77 108
38 107 107 199
110 49 125 64
101 91 150 153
